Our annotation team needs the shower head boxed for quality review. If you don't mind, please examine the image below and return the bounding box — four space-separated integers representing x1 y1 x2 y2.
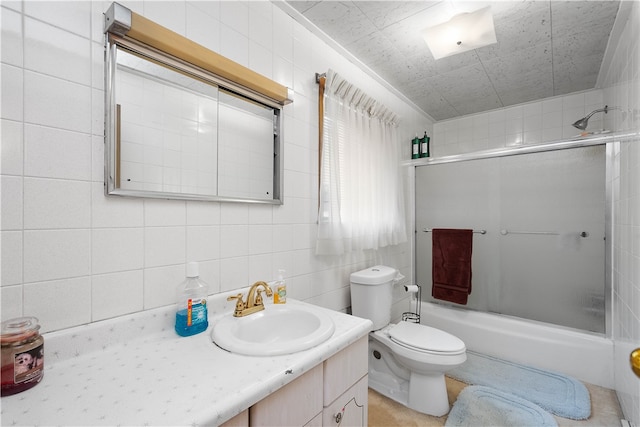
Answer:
572 105 608 130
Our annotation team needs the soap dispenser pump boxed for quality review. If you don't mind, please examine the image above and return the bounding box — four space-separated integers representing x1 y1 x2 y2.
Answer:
175 262 209 337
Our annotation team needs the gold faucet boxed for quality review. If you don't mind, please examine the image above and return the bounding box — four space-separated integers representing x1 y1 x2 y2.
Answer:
227 281 273 317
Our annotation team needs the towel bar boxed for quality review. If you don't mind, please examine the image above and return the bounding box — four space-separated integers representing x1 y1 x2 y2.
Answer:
422 228 486 234
500 229 589 237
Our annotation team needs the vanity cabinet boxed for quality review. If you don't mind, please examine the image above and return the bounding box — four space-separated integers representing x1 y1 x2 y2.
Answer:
227 336 369 427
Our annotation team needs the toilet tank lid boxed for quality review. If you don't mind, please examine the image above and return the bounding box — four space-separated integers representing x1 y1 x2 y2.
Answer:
350 265 398 285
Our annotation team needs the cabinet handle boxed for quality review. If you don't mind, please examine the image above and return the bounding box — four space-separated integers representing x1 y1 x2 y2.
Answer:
334 412 342 424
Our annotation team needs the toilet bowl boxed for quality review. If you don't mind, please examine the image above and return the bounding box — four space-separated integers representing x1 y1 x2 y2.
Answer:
350 265 467 416
370 321 466 416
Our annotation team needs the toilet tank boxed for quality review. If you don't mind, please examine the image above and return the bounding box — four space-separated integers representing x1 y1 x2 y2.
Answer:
349 265 398 330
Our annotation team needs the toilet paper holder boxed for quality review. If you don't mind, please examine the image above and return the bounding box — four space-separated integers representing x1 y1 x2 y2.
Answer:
402 284 422 323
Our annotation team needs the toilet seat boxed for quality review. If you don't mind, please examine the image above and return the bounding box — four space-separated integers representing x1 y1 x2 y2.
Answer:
388 322 466 355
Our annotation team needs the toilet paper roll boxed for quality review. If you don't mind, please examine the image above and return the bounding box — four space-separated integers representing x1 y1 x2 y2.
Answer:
404 285 420 293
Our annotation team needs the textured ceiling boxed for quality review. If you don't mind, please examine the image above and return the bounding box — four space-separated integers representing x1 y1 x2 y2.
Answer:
285 1 620 121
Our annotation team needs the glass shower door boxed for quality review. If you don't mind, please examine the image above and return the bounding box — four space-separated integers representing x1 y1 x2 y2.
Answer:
497 147 605 332
415 145 606 333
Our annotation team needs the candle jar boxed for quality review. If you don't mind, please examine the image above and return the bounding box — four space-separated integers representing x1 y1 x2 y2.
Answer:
1 317 44 396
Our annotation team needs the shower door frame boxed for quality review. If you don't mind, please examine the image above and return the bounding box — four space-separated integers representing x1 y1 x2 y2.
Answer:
409 131 638 338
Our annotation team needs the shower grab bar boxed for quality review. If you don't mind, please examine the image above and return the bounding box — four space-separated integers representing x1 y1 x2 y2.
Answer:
500 229 589 238
422 228 486 234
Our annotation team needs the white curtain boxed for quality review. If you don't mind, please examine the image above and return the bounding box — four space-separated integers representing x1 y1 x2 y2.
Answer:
316 69 407 255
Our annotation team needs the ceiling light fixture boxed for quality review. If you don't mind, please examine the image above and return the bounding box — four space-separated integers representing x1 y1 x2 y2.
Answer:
421 6 497 60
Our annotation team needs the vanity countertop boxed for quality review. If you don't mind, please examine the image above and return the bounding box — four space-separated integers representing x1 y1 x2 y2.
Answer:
0 294 372 426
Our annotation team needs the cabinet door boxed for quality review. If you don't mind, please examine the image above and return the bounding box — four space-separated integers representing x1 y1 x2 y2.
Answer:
250 364 323 426
322 375 368 427
323 336 368 405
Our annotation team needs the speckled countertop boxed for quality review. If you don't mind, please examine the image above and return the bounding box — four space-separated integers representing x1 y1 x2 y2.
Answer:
0 292 372 426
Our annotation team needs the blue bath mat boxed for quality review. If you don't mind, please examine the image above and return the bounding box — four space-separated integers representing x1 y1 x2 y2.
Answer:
448 351 590 420
445 385 558 427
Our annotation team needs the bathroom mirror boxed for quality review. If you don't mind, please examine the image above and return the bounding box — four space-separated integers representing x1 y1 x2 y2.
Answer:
105 36 284 204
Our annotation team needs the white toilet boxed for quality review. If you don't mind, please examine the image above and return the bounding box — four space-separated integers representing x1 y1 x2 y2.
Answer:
350 265 466 416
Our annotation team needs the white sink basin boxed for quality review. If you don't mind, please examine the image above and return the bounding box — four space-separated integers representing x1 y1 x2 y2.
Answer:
211 303 335 356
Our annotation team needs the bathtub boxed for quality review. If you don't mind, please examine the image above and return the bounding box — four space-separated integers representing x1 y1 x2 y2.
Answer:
419 301 614 389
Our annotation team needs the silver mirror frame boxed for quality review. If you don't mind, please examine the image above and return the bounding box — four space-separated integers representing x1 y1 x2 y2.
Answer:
103 36 284 205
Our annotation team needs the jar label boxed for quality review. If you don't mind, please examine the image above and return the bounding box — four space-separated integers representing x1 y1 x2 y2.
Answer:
13 343 44 384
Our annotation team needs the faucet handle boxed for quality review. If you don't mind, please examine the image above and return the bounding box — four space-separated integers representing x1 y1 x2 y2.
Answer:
227 293 245 317
255 289 265 306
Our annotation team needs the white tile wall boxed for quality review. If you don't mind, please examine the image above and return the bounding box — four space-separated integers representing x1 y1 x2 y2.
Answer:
1 120 23 175
1 1 421 334
1 7 23 67
24 17 92 85
24 1 92 37
25 71 93 133
433 88 605 157
1 175 22 229
23 229 92 283
1 64 23 121
600 2 640 424
24 125 92 180
91 270 144 321
23 277 92 331
23 178 91 229
91 228 144 274
1 231 22 286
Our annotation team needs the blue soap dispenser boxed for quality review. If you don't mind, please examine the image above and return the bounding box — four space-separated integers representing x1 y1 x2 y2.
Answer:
175 262 209 337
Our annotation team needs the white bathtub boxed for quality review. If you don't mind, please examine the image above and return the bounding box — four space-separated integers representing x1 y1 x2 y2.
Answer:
419 301 614 389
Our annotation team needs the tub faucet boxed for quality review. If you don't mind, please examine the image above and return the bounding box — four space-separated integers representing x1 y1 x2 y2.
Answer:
227 281 273 317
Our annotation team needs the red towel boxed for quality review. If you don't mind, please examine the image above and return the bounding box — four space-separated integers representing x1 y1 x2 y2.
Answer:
432 228 473 305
